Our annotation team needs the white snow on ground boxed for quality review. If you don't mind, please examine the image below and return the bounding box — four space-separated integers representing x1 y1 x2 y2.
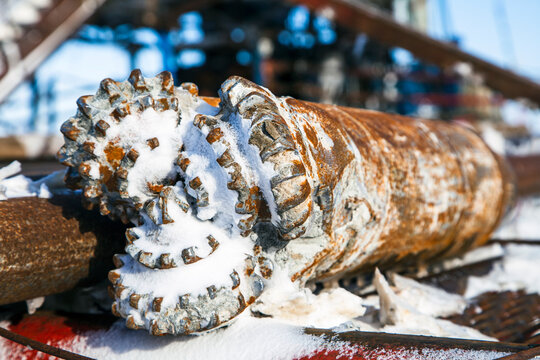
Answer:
0 160 65 200
465 244 540 298
66 315 330 360
494 196 540 240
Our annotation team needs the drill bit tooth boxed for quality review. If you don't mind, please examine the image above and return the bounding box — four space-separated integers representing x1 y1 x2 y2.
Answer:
176 153 191 172
111 302 121 317
153 97 178 112
150 320 167 336
205 127 224 144
188 177 209 207
143 199 160 224
259 137 296 162
126 315 143 330
269 158 306 187
99 200 111 216
126 148 139 162
125 228 139 244
56 145 73 166
78 161 92 177
82 141 95 154
181 247 202 265
180 82 199 96
238 215 256 234
219 76 272 109
279 197 312 232
137 251 155 268
82 183 99 199
152 297 163 312
179 294 190 309
250 274 265 297
128 69 148 92
207 235 219 253
235 91 278 116
258 257 274 279
113 254 125 268
193 114 218 129
160 196 174 224
206 313 220 330
99 78 123 104
111 104 130 121
129 293 141 309
216 149 234 167
206 285 217 300
273 177 311 213
114 284 127 299
248 121 277 150
108 270 121 285
76 95 94 118
156 71 174 95
146 137 159 150
116 167 129 180
230 270 240 289
94 119 110 136
60 119 81 141
237 292 247 311
137 95 155 110
158 253 175 269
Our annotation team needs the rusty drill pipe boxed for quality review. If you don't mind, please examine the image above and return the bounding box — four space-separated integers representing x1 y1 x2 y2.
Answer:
0 195 126 306
52 71 518 335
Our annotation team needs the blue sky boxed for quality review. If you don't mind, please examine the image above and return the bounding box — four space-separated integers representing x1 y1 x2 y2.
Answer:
0 1 539 135
428 0 540 80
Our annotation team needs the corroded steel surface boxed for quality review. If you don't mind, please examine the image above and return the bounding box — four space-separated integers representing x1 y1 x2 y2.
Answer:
0 195 126 306
53 72 515 335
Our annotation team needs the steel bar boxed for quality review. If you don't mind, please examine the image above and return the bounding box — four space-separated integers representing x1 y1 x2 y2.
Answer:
291 0 540 104
0 195 126 306
0 326 95 360
302 328 537 359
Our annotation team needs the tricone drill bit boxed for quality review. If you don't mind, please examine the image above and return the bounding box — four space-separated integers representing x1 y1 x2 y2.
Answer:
57 70 513 335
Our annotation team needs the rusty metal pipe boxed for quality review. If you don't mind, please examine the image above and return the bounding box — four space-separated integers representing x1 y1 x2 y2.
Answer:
0 195 125 306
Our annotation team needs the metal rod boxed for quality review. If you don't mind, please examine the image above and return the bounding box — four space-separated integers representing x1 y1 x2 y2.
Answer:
0 195 126 306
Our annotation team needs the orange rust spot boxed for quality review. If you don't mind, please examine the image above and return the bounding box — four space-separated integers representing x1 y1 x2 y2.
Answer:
153 297 163 312
104 143 125 169
147 182 164 193
206 128 224 144
60 122 80 141
178 157 191 172
82 141 95 153
303 123 319 148
189 177 202 190
146 137 159 149
181 82 199 96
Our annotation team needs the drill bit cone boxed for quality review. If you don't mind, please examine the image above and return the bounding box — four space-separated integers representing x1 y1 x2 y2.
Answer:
58 70 513 335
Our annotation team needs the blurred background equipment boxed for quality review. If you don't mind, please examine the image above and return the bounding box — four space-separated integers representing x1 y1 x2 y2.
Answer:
1 0 540 162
